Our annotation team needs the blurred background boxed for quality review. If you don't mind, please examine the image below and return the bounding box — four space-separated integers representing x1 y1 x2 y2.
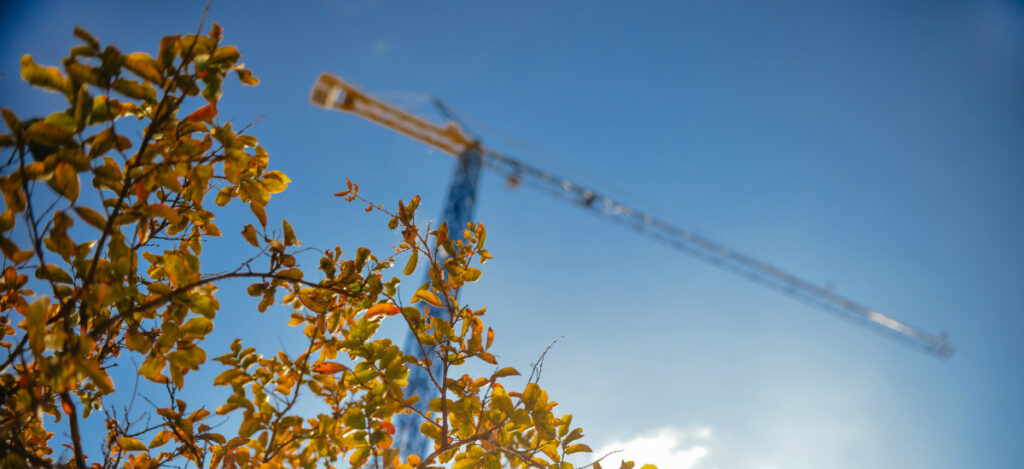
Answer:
2 1 1022 467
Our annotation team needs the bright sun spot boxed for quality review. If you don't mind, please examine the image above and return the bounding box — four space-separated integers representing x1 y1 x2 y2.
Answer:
589 426 714 469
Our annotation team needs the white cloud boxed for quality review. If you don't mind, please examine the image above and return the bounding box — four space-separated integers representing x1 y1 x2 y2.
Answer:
585 426 715 469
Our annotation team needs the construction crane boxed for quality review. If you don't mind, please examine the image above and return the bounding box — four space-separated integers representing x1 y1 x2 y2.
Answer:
309 72 955 454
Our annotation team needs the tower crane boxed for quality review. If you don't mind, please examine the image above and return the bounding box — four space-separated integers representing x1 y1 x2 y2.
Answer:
309 72 955 455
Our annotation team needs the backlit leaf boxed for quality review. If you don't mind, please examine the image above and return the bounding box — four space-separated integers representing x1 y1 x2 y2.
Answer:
565 443 592 454
261 170 290 193
117 437 147 452
53 162 79 202
241 224 259 247
124 51 163 84
367 303 401 320
250 202 267 227
403 249 418 276
185 102 217 123
312 362 345 375
74 206 106 230
412 289 442 308
181 316 214 336
494 367 520 378
282 219 298 246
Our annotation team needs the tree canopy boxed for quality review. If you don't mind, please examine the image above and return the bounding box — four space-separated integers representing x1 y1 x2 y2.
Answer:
0 19 651 469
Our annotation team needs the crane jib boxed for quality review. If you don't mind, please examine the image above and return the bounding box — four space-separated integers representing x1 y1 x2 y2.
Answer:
309 72 955 359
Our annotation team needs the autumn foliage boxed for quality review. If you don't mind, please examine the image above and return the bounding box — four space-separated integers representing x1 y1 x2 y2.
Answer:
0 21 649 469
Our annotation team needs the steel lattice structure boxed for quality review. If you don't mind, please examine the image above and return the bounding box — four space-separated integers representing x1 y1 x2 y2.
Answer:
309 71 955 455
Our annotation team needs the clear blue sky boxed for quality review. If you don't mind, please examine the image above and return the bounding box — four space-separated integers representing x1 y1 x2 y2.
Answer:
3 1 1022 468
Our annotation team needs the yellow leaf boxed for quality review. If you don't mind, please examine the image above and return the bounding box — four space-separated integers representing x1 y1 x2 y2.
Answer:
164 251 197 288
73 206 106 230
149 430 173 448
250 202 267 227
211 45 240 63
125 329 151 354
214 186 233 206
565 443 592 454
494 367 519 378
282 219 298 246
478 352 497 365
367 303 401 320
185 102 217 123
0 209 14 232
25 120 75 149
20 55 67 92
411 290 442 308
349 447 370 467
241 224 259 247
147 203 181 224
117 437 147 452
312 362 345 374
261 170 290 194
181 316 214 336
81 358 115 394
124 52 163 84
403 249 418 276
52 162 79 202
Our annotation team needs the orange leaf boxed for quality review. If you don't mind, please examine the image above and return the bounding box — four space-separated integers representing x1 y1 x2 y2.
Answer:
380 421 395 435
312 362 345 374
367 303 400 320
61 398 73 416
185 103 217 123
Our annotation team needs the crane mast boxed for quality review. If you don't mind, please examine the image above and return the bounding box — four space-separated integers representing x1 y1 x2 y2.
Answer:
311 70 954 456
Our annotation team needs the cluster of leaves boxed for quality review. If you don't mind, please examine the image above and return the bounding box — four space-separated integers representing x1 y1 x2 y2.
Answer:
0 22 650 469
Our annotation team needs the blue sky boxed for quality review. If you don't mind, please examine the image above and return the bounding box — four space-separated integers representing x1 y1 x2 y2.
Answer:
2 1 1023 468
